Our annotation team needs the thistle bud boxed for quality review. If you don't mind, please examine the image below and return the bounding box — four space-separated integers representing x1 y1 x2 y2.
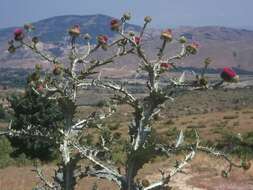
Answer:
31 72 40 81
83 33 91 40
97 35 108 44
35 64 42 70
14 28 24 41
204 57 212 66
128 31 135 37
161 29 173 42
8 40 14 45
24 23 35 32
144 16 152 23
179 36 187 44
110 19 120 31
101 44 108 51
68 25 81 37
32 37 39 44
123 12 131 21
8 45 16 53
186 42 199 55
199 77 208 86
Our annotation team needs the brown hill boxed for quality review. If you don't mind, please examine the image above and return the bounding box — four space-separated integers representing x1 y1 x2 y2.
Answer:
0 15 253 74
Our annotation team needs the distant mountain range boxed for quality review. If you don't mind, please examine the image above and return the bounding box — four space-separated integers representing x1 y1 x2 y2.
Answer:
0 14 253 75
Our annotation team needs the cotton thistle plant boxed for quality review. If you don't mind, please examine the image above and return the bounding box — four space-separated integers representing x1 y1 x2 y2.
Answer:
2 12 249 190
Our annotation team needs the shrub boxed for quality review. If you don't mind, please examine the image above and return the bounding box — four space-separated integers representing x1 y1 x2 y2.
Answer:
217 131 253 158
111 143 127 165
223 115 238 120
0 136 14 168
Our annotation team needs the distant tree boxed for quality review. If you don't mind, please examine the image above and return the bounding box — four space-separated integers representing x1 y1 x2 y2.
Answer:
1 13 247 190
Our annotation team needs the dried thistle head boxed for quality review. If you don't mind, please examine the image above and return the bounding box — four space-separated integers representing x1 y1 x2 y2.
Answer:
68 25 81 37
123 12 131 21
161 29 173 42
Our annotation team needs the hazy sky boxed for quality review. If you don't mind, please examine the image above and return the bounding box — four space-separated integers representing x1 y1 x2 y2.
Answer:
0 0 252 29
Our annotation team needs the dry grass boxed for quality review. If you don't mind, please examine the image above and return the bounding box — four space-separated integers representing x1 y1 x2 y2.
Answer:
0 87 253 189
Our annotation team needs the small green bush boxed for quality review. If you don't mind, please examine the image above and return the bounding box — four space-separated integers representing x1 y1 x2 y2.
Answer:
0 136 14 168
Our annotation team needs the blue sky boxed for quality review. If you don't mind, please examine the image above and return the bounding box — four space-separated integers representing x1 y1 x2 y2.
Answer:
0 0 252 29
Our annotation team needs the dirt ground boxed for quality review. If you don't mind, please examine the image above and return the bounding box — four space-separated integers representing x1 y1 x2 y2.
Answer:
0 153 253 190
